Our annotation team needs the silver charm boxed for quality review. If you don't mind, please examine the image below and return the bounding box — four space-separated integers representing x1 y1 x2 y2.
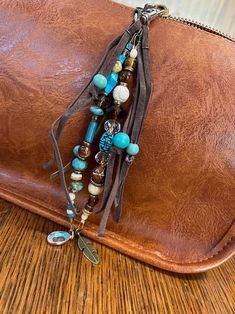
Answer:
47 230 74 246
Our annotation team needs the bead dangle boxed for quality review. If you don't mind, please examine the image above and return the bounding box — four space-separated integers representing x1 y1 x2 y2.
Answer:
47 4 166 263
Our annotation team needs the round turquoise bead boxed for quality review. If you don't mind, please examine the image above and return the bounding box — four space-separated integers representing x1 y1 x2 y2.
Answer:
73 145 80 156
90 105 104 116
71 157 88 171
93 74 107 90
126 143 139 156
112 132 130 149
71 181 84 192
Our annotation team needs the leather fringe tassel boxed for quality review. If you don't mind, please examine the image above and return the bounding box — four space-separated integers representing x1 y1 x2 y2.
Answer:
46 5 156 235
98 24 153 235
46 19 143 213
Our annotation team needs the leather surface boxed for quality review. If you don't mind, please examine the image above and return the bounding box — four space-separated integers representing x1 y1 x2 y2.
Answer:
0 0 234 273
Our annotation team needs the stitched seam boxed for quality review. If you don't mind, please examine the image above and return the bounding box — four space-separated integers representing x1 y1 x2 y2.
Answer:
0 185 234 264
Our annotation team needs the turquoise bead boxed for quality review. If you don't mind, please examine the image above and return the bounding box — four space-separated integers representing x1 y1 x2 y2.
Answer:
73 145 80 156
85 120 98 144
71 157 88 171
125 42 132 51
71 181 84 192
67 203 75 211
67 213 76 219
99 132 113 152
90 105 104 116
118 54 126 64
112 132 130 149
93 74 107 90
104 72 118 95
126 143 139 156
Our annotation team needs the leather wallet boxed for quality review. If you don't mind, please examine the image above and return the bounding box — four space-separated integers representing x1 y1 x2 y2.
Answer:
0 0 234 273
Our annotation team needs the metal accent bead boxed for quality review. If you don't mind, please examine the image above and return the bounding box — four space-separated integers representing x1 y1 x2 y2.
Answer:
124 57 136 72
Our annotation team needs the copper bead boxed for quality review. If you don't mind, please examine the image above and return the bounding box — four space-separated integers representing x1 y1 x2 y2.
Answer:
78 145 91 159
91 165 105 185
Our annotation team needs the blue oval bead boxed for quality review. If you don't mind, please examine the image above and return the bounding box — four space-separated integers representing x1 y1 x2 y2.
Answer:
126 143 139 156
73 145 80 156
112 132 130 149
90 105 104 116
70 181 84 192
71 158 88 171
99 132 113 152
93 74 107 90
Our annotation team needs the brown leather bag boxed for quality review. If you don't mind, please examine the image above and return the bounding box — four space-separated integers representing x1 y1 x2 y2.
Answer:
0 0 234 273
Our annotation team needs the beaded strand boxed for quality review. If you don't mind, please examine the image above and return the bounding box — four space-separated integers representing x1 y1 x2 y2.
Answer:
77 42 140 230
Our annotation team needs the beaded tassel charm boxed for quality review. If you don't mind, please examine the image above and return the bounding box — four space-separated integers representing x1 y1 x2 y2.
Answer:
46 4 168 263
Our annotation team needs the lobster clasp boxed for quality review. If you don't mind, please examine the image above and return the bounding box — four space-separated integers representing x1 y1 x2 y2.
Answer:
135 4 170 24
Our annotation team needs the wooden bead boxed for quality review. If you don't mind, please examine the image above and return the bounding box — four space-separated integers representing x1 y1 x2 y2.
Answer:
88 195 99 207
119 70 133 86
78 145 91 159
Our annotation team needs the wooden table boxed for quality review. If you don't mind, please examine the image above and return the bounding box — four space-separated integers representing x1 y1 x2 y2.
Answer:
0 200 234 313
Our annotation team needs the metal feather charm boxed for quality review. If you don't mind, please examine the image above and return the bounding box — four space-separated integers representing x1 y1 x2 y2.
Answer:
77 233 99 265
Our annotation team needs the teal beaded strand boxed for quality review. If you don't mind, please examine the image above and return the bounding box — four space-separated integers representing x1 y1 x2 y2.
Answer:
67 95 107 220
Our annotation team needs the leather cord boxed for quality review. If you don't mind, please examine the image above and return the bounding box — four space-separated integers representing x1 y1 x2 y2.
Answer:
98 24 153 234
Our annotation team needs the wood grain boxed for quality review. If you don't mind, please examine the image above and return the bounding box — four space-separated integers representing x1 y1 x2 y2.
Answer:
0 200 234 314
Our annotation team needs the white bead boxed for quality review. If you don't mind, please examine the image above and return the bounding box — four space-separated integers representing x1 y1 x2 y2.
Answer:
69 192 76 201
113 85 129 103
130 48 138 58
71 172 82 181
88 183 103 196
67 209 74 215
81 213 89 221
